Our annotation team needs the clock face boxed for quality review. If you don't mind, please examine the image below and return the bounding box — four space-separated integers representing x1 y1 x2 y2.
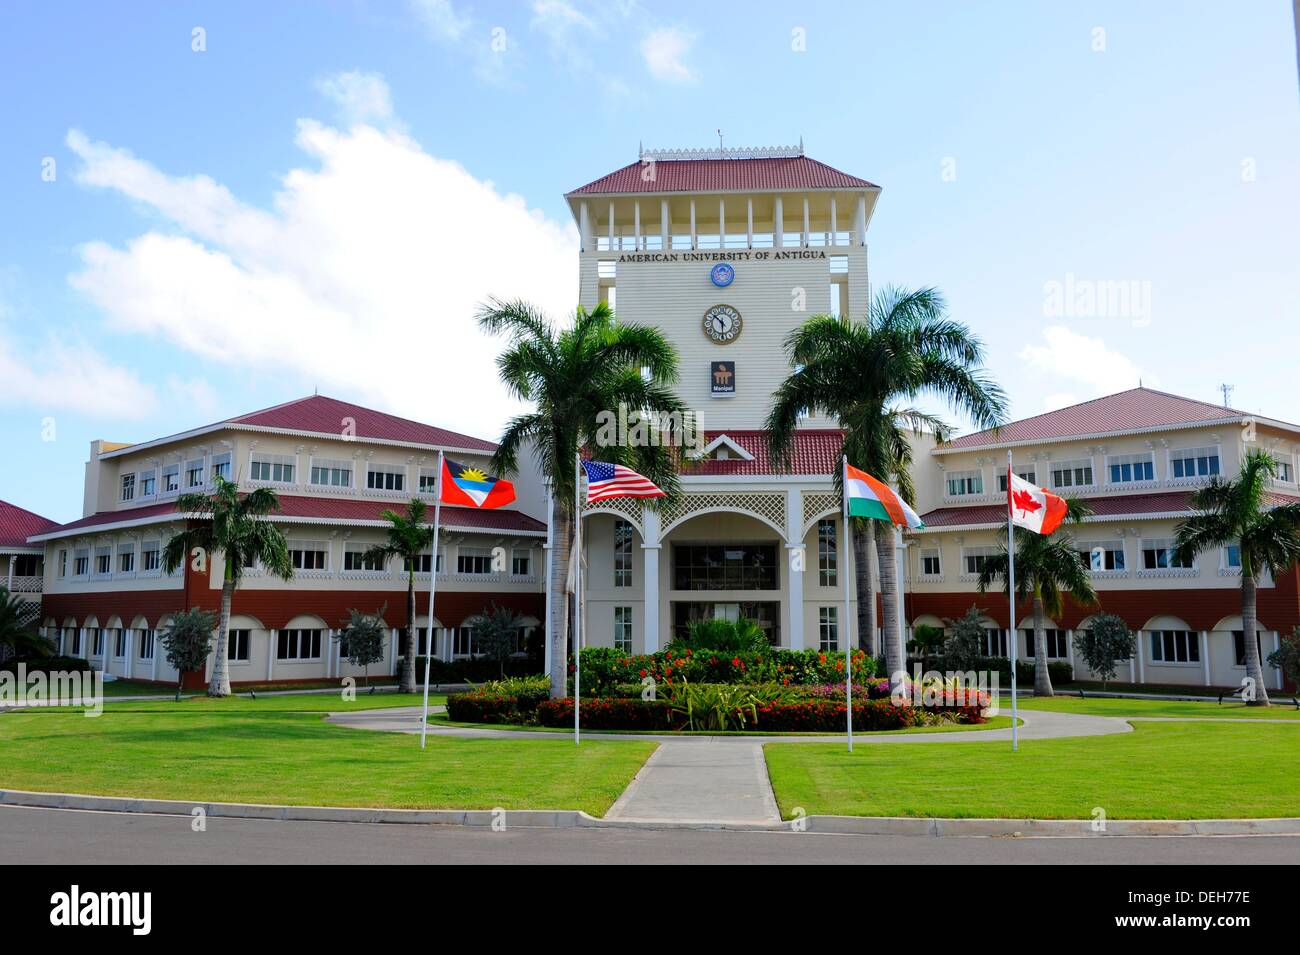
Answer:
702 304 742 344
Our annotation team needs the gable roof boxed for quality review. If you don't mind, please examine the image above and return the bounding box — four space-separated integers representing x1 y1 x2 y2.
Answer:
99 394 497 459
937 387 1293 452
685 430 844 477
0 500 56 550
568 156 879 196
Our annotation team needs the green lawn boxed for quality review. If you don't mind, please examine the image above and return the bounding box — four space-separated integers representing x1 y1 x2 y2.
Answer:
99 680 186 698
104 691 444 713
1007 694 1300 720
430 712 1015 736
0 706 653 815
764 721 1300 819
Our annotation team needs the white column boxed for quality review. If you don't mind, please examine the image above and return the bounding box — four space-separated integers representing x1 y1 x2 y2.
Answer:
660 199 669 247
1066 629 1075 675
543 485 553 678
785 489 804 650
774 196 784 248
578 201 591 252
1128 638 1136 683
103 632 111 678
326 628 335 678
125 630 133 679
642 507 661 654
829 196 838 244
718 198 725 246
1201 630 1211 686
855 195 867 245
1274 631 1283 689
150 635 158 681
802 195 810 247
633 200 641 250
746 197 753 248
689 199 696 249
5 557 13 591
1135 630 1145 683
607 200 614 247
267 630 276 681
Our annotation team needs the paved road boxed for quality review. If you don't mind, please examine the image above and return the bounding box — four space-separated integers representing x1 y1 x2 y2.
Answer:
2 805 1296 864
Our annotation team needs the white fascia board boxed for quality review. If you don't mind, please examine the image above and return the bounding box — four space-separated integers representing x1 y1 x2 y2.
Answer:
912 510 1192 534
97 423 496 461
932 415 1300 456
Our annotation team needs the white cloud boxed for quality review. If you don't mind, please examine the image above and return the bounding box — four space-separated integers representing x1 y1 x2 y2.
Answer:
0 330 156 419
65 112 579 443
641 28 696 83
531 0 598 57
1041 392 1080 412
315 71 397 128
166 375 220 417
410 0 471 42
1017 325 1149 398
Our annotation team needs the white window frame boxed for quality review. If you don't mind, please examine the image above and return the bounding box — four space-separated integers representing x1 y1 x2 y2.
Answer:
1078 539 1126 574
185 458 205 489
342 544 387 575
1139 538 1195 575
120 472 135 502
309 457 353 490
919 547 942 578
997 466 1036 493
161 463 181 496
818 606 839 652
138 629 155 661
138 468 157 499
73 549 90 579
1024 628 1069 660
365 462 407 493
961 546 998 578
117 546 136 577
614 606 633 653
511 548 532 579
1105 451 1155 487
93 547 113 580
456 546 495 576
57 549 67 579
227 628 251 663
981 627 1007 658
1271 451 1295 484
817 518 837 587
1149 629 1200 665
945 469 984 497
613 519 634 587
140 541 162 576
277 628 323 661
1168 446 1221 482
209 451 233 484
249 453 297 486
1050 458 1095 490
288 540 330 574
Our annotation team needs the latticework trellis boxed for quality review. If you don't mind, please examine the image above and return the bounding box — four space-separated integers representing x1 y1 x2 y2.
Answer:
801 491 839 533
660 492 787 537
581 495 645 533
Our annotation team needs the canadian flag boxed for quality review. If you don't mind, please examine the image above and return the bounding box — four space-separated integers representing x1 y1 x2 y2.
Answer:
1008 468 1068 535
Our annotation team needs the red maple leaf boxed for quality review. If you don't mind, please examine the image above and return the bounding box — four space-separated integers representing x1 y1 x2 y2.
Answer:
1011 488 1042 513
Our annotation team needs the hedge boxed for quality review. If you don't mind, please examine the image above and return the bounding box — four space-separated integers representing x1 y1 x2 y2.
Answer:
925 656 1073 687
578 646 881 693
0 655 93 676
538 697 674 730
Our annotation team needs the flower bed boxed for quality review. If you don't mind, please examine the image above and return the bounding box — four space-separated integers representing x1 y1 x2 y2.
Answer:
578 646 880 693
537 698 674 730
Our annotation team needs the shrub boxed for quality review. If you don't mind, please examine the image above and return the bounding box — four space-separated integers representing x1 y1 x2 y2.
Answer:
578 646 878 694
944 606 986 672
398 656 539 686
0 655 92 676
668 617 769 655
1074 614 1134 689
536 697 674 730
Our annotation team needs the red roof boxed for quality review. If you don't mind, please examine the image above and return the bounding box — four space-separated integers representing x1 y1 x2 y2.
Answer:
941 388 1266 450
30 495 544 540
569 156 878 195
0 500 56 549
226 395 497 451
919 489 1300 528
686 430 844 477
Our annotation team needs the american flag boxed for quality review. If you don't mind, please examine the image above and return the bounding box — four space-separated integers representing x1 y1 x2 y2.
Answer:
582 460 665 502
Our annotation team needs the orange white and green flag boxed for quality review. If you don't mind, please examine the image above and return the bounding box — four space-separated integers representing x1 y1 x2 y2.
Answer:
845 463 925 529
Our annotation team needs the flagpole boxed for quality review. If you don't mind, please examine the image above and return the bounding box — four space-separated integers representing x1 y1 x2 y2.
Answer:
574 453 582 746
1006 449 1018 753
841 454 853 753
419 449 445 750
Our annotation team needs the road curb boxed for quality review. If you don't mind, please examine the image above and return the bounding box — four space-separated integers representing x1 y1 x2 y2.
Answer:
2 788 1297 837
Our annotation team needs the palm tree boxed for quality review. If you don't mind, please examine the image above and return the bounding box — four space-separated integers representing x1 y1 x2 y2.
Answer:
477 297 686 698
163 475 293 696
363 499 434 693
1174 449 1300 707
766 286 1007 690
0 587 55 660
976 498 1097 697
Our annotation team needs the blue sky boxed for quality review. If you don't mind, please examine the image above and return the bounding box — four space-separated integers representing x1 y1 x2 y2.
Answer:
1 0 1298 523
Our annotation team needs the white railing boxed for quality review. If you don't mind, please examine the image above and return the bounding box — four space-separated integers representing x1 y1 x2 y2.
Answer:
7 575 42 594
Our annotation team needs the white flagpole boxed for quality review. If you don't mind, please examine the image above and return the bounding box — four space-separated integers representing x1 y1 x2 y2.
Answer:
841 454 853 753
419 450 445 750
574 453 582 746
1006 449 1018 753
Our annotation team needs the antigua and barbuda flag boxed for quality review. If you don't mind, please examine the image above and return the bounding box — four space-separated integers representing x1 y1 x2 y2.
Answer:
440 458 516 509
845 464 924 529
1008 468 1067 535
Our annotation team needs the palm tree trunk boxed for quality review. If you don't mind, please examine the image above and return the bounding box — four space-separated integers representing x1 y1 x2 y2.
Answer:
549 497 572 699
209 574 234 697
853 521 877 657
401 570 417 693
1032 593 1053 697
1241 572 1271 706
874 529 903 690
